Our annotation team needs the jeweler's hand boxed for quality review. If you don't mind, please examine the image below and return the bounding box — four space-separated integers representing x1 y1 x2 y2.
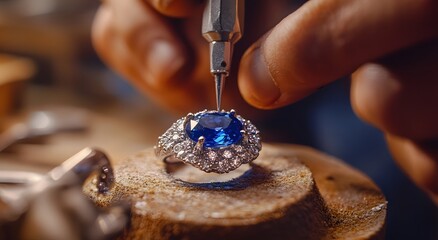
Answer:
92 0 291 114
92 0 209 112
92 0 438 202
237 0 438 203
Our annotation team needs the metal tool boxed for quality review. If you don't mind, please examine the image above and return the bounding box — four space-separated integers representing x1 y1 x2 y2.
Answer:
0 148 114 218
0 107 88 152
202 0 244 111
0 148 129 240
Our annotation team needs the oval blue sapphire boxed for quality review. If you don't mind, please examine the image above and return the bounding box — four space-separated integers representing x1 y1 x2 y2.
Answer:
185 112 243 148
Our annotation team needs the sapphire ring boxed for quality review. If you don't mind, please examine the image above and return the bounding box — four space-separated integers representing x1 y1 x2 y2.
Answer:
155 110 261 173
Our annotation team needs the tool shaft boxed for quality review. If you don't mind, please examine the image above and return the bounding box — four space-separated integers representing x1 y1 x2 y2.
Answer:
202 0 244 110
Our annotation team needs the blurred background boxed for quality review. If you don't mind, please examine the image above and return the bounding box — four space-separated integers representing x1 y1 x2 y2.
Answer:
0 0 172 167
0 0 436 239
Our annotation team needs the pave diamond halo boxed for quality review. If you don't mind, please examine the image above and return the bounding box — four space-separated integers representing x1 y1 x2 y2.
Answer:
155 109 262 173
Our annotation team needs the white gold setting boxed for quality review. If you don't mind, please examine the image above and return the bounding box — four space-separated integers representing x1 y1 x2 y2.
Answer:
155 110 261 173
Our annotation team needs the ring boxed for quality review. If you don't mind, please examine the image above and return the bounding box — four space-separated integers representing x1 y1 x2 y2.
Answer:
155 109 261 173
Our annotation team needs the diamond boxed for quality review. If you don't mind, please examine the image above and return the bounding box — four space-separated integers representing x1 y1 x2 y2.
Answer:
207 151 217 160
185 154 196 163
233 145 243 153
185 112 243 148
180 140 192 149
223 150 233 159
172 134 180 141
164 143 173 151
232 158 240 166
173 143 183 153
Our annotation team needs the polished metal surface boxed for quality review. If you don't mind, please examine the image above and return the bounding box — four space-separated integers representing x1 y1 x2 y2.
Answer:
0 108 88 152
202 0 244 110
0 148 128 240
202 0 244 43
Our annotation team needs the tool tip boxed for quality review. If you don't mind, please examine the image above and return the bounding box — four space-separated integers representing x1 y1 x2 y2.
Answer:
214 74 226 111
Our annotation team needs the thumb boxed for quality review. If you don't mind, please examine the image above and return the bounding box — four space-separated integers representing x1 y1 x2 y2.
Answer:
238 0 438 109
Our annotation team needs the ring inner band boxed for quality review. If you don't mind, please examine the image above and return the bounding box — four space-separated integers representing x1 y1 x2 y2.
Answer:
162 154 251 184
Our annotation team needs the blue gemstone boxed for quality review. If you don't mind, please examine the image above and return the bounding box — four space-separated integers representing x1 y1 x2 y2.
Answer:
185 112 243 148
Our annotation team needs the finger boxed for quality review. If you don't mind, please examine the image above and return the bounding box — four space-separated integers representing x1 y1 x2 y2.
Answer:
93 0 210 112
239 0 438 109
386 134 438 204
97 0 191 89
351 41 438 140
146 0 204 17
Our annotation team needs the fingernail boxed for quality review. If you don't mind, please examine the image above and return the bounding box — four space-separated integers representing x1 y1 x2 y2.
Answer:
145 39 186 87
241 46 280 107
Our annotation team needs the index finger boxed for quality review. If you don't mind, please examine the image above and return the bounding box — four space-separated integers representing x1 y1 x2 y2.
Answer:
238 0 438 109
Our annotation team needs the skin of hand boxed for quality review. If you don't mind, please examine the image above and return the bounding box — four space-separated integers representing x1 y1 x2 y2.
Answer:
92 0 438 203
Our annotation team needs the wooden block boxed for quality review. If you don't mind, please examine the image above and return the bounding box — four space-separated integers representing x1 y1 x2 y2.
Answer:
84 144 387 240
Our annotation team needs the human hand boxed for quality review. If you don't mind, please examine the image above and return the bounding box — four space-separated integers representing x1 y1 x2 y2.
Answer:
92 0 438 202
236 0 438 202
92 0 293 114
